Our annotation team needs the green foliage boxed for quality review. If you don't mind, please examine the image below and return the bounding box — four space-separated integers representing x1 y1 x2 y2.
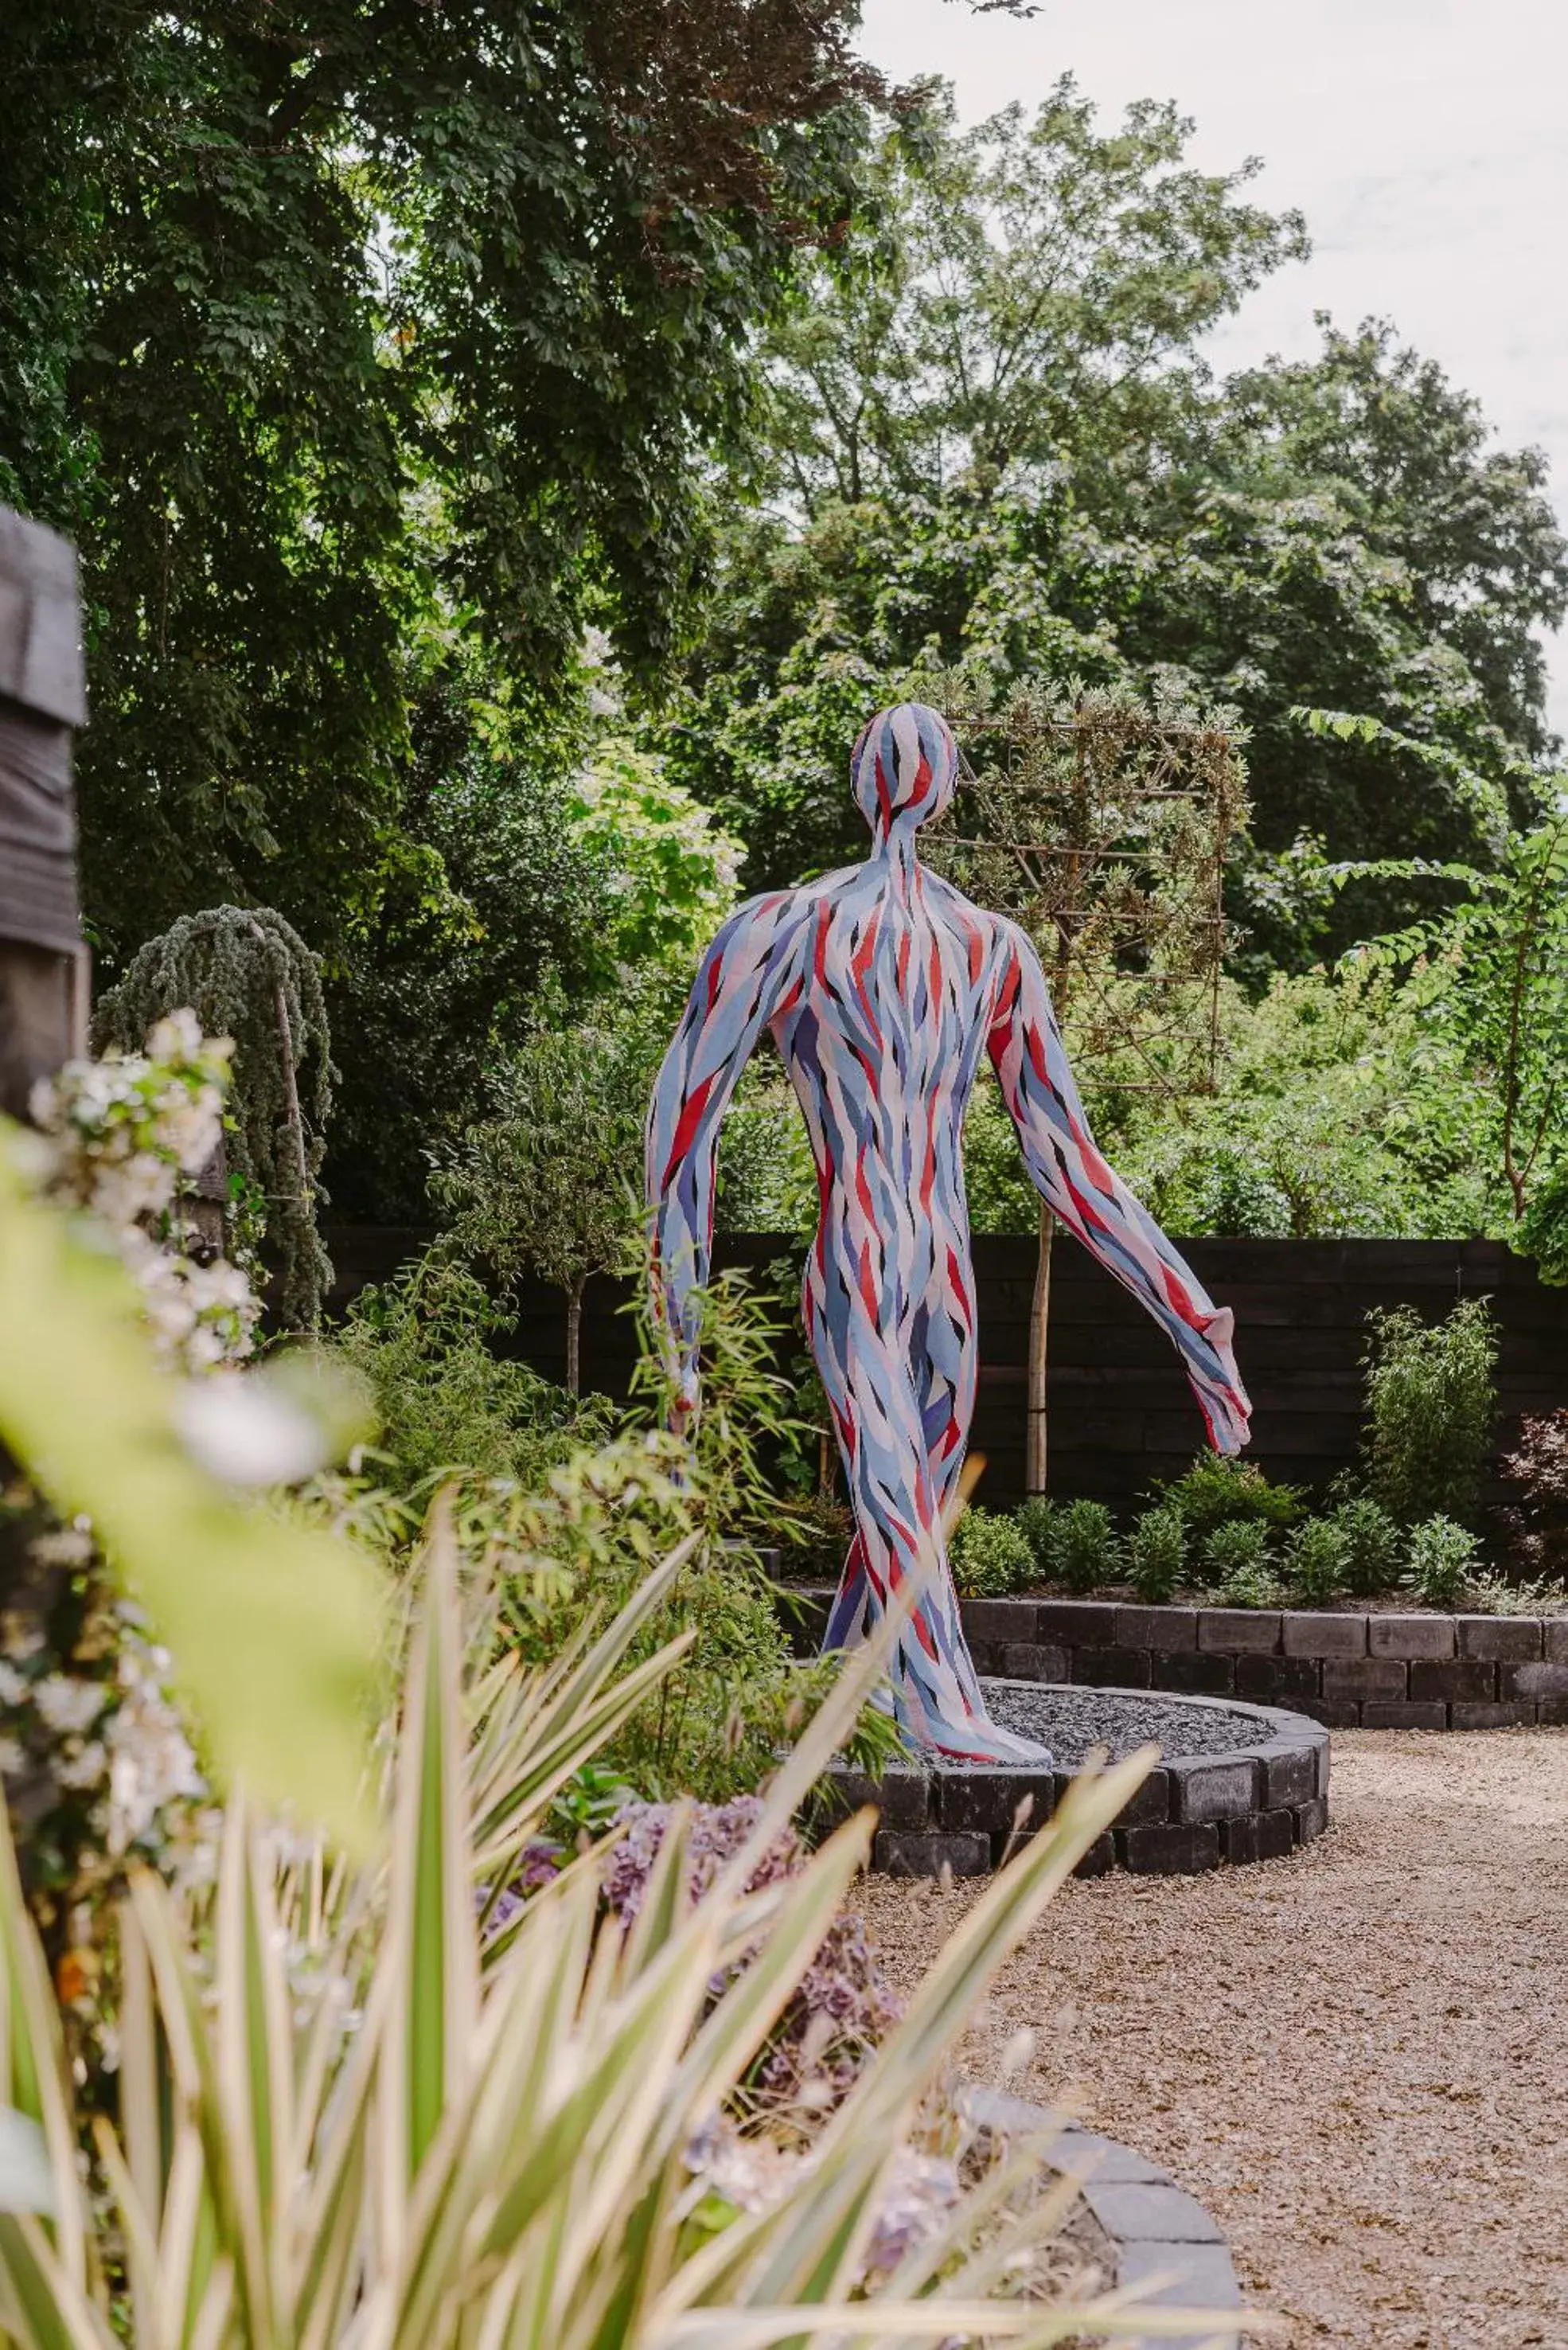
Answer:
1050 1499 1121 1594
3 1 889 978
1012 1494 1059 1576
1200 1517 1277 1602
564 737 745 974
948 1505 1034 1599
1361 1298 1499 1526
92 906 334 1329
1284 1517 1349 1606
1405 1514 1480 1609
331 1253 603 1492
673 88 1564 914
430 975 673 1388
1328 1497 1406 1599
1124 1505 1187 1604
1153 1452 1305 1537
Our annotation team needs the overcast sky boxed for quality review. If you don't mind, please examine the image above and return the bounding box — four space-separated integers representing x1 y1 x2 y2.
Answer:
857 0 1568 741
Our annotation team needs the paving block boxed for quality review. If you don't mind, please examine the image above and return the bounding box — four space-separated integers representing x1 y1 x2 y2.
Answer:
1503 1660 1568 1701
1155 1649 1236 1696
873 1829 990 1878
1114 2238 1241 2309
1282 1610 1366 1658
1451 1700 1538 1730
1257 1804 1298 1859
1544 1619 1568 1663
1361 1701 1449 1730
1072 1831 1116 1877
1538 1696 1568 1727
1036 1600 1119 1645
1258 1743 1317 1807
938 1767 1055 1837
821 1766 933 1831
1313 1735 1332 1794
1322 1657 1407 1701
1196 1608 1281 1654
1368 1614 1456 1660
1115 1605 1197 1653
1294 1794 1329 1844
1048 2126 1167 2184
1409 1658 1496 1702
999 1642 1070 1683
1235 1653 1320 1704
1456 1616 1543 1661
1120 1821 1221 1875
1088 2181 1223 2244
1069 1645 1153 1689
1056 1764 1171 1829
961 1598 1035 1644
1298 1697 1360 1728
1168 1755 1258 1822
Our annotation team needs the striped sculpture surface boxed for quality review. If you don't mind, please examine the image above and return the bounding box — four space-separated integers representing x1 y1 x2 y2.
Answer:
646 703 1252 1763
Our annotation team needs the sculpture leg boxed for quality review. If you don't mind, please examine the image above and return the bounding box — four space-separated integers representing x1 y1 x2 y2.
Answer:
811 1263 1047 1765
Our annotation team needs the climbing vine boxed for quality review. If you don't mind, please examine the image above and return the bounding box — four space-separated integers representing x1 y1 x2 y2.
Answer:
92 907 333 1329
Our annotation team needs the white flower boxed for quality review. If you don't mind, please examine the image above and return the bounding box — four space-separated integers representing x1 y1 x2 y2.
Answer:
32 1677 107 1735
147 1009 205 1061
175 1373 333 1488
55 1741 108 1791
0 1661 29 1708
0 1737 28 1777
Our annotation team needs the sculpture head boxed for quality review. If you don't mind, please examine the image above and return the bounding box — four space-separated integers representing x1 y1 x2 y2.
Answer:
851 702 959 841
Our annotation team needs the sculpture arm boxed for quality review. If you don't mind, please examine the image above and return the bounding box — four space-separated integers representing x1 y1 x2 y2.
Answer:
646 893 804 1431
986 921 1252 1454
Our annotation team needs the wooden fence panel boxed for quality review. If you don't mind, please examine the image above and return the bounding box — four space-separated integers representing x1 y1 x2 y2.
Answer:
325 1228 1568 1511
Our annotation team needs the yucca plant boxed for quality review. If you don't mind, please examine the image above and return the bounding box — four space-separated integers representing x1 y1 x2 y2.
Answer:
0 1513 1229 2348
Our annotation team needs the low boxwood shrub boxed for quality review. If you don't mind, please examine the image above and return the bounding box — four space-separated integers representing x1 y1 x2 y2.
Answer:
1153 1452 1305 1538
1285 1517 1350 1605
1328 1496 1405 1599
1405 1514 1480 1608
1202 1517 1281 1607
1052 1498 1121 1593
950 1505 1035 1598
1125 1504 1186 1603
1012 1494 1058 1578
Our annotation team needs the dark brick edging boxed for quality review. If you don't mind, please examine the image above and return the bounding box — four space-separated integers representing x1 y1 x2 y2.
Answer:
781 1588 1568 1730
819 1683 1329 1878
966 2085 1243 2349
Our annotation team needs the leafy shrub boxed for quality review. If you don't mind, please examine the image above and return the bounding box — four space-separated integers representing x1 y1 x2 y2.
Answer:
1328 1496 1405 1598
332 1251 603 1492
1405 1514 1480 1608
1202 1518 1279 1606
1125 1505 1186 1603
776 1490 854 1583
1285 1517 1349 1605
1362 1298 1498 1526
1496 1408 1568 1579
1461 1568 1568 1617
1153 1451 1305 1537
1051 1498 1121 1592
1012 1494 1059 1576
949 1505 1034 1598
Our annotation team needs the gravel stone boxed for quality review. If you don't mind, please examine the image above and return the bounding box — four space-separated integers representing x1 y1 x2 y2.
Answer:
860 1727 1568 2346
969 1681 1270 1768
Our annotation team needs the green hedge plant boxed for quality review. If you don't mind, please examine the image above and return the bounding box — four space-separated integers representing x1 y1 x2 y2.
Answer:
1012 1493 1059 1578
1203 1518 1281 1607
1153 1452 1305 1537
1052 1498 1121 1593
1405 1513 1481 1607
1361 1297 1498 1526
1125 1504 1187 1603
1285 1517 1350 1605
949 1505 1035 1598
1328 1496 1405 1599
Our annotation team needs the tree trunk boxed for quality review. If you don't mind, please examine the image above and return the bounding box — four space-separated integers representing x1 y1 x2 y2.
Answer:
564 1276 585 1397
1025 1200 1055 1495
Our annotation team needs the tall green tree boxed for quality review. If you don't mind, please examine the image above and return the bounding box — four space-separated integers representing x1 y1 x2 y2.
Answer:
669 90 1566 939
0 0 898 966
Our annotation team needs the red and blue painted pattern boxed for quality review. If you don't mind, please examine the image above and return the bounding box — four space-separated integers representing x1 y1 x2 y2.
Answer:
646 703 1251 1764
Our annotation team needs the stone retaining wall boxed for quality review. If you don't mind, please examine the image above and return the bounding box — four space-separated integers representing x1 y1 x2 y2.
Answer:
820 1685 1329 1877
782 1591 1568 1729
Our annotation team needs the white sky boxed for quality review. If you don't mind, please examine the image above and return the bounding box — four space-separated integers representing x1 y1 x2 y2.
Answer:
857 0 1568 742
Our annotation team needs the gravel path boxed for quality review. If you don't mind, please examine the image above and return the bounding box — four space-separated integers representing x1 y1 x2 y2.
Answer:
860 1727 1568 2348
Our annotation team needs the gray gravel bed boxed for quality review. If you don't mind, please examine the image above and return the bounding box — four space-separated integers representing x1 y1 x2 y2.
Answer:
969 1681 1266 1768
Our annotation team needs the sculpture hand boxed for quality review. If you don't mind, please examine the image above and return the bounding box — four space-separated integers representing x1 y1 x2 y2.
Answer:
1189 1307 1253 1456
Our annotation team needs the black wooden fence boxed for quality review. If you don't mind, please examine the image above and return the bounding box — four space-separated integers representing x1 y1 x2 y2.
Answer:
326 1228 1567 1513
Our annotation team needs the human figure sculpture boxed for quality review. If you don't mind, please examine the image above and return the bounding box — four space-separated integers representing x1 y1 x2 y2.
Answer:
646 702 1252 1764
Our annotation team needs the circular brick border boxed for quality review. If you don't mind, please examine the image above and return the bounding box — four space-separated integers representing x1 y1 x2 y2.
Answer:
965 2084 1244 2350
778 1586 1568 1730
819 1683 1329 1877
